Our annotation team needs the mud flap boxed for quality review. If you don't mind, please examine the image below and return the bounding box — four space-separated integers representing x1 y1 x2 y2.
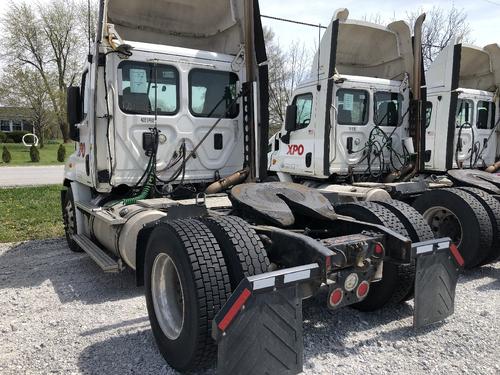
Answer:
212 264 320 375
413 238 462 328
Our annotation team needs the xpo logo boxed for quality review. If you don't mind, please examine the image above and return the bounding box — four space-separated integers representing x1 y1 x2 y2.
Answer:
287 144 305 156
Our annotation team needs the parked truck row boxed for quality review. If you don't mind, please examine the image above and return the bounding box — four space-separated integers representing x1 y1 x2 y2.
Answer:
59 1 495 374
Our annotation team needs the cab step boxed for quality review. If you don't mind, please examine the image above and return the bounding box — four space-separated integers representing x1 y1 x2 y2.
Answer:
72 234 121 273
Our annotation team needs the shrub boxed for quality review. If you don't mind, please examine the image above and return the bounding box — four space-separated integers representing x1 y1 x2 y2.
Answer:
0 131 6 143
2 146 11 163
4 137 14 143
30 145 40 162
6 131 29 143
57 144 66 162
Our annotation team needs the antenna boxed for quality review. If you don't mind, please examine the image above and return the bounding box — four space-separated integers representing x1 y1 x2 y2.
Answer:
317 23 321 91
87 0 92 63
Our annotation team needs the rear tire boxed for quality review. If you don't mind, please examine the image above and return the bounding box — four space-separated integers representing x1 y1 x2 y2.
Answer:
335 201 414 311
412 188 493 268
375 200 435 242
202 215 270 289
375 199 434 301
457 187 500 264
62 187 83 253
144 219 231 372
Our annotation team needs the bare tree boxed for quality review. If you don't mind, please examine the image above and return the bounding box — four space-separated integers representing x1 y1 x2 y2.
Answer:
265 27 311 134
407 6 473 69
0 66 54 147
1 0 87 142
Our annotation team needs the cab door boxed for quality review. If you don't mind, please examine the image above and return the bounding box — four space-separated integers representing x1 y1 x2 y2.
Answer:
278 92 316 175
454 98 474 168
474 100 497 167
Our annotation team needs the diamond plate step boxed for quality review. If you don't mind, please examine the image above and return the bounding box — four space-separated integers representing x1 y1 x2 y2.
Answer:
73 234 121 273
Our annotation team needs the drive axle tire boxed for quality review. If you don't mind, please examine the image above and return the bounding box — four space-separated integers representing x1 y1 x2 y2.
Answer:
375 200 435 243
335 201 414 311
412 188 493 269
457 187 500 264
375 199 435 301
202 215 270 289
62 187 83 253
144 219 231 372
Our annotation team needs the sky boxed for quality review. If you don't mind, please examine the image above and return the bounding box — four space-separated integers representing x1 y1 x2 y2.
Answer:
0 0 499 52
259 0 500 52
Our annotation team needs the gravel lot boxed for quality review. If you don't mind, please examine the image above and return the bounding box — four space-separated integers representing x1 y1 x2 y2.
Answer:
0 238 499 374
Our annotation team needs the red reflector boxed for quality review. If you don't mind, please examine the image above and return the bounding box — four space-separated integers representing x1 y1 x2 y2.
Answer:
449 243 465 267
218 288 251 332
329 288 343 307
374 243 384 255
325 256 332 272
356 281 370 299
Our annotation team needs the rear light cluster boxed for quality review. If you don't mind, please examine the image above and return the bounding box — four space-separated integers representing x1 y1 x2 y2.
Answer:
328 272 371 309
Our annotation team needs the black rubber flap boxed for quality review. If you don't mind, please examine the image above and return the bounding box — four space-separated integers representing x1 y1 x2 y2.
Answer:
217 286 303 375
230 182 337 227
447 169 500 194
413 242 460 328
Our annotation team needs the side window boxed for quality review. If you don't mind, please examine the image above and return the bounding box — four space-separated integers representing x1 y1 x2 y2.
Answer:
374 92 403 127
293 93 313 130
477 101 495 130
189 69 239 118
425 101 433 128
118 61 179 115
456 99 474 127
0 120 10 131
336 89 369 125
81 70 89 118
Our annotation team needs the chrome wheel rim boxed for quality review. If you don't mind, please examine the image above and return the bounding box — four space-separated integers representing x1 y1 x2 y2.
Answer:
423 206 463 247
151 253 185 340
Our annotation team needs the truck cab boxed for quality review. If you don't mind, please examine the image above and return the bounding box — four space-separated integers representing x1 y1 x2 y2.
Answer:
65 0 268 197
269 9 415 181
425 40 500 171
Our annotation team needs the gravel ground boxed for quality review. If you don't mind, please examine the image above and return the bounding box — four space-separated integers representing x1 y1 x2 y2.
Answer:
0 238 499 374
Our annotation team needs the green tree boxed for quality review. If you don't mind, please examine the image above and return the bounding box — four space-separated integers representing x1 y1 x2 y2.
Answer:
1 0 88 142
57 144 66 162
0 66 54 148
30 145 40 162
2 146 11 163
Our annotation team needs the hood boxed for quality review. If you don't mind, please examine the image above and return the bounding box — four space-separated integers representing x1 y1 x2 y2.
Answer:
311 8 413 86
102 0 246 55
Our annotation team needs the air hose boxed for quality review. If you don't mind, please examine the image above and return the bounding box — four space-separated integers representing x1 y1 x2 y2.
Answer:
121 171 155 206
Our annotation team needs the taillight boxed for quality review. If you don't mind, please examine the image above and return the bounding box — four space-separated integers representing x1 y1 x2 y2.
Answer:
344 273 359 292
329 288 343 307
374 242 384 256
356 281 370 299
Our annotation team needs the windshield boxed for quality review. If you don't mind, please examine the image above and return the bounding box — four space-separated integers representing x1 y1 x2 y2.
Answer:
374 92 403 127
118 61 179 115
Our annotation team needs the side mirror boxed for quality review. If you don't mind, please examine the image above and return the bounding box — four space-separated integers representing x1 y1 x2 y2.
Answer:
67 86 82 141
285 104 297 132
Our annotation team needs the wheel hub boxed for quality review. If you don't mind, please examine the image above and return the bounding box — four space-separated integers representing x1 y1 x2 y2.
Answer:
151 253 185 340
423 206 463 246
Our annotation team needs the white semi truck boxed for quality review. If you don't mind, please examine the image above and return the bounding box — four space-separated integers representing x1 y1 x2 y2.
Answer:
62 2 460 373
268 9 500 271
425 39 500 172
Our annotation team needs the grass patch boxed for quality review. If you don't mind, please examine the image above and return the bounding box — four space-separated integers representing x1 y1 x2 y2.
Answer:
0 142 75 166
0 185 64 243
